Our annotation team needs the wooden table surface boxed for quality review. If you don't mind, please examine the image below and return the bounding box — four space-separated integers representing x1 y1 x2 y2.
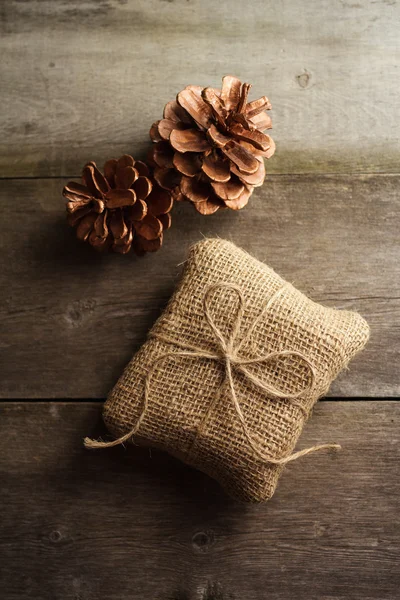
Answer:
1 1 399 599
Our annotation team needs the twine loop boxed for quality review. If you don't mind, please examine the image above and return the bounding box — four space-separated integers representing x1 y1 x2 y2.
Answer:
85 282 340 464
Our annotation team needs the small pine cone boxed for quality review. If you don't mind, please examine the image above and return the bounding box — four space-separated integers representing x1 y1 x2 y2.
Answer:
149 75 275 215
63 155 173 255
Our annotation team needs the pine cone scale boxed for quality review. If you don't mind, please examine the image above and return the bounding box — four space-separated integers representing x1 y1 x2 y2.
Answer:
66 198 90 213
221 142 259 175
224 185 252 210
220 75 242 111
170 128 209 153
173 151 202 177
231 158 265 187
154 166 181 191
158 119 187 141
195 196 224 215
64 181 92 200
250 111 272 131
133 160 150 178
93 211 108 239
106 189 136 209
180 176 210 203
146 188 174 215
83 163 110 197
133 176 152 200
109 210 128 240
177 87 213 130
126 199 147 222
245 96 271 117
201 154 230 183
115 165 138 189
202 88 227 126
206 124 231 148
158 213 172 230
211 179 244 201
229 123 272 151
67 205 92 227
134 214 162 241
163 100 193 124
152 141 175 169
76 212 98 241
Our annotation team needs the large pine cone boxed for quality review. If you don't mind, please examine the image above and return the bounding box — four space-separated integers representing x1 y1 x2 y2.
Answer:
63 155 173 255
149 75 275 215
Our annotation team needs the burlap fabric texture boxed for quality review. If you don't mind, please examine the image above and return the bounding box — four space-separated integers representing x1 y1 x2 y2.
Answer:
100 238 370 502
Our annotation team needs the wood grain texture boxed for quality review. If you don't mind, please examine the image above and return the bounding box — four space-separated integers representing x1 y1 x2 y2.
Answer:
0 401 399 600
1 0 400 177
1 174 398 399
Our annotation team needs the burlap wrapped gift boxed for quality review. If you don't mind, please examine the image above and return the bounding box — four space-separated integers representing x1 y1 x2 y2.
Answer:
86 238 370 502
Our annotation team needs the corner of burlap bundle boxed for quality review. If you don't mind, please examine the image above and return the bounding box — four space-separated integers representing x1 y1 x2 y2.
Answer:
102 238 370 502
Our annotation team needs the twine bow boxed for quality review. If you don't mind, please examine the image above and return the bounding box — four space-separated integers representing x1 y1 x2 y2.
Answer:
85 283 340 464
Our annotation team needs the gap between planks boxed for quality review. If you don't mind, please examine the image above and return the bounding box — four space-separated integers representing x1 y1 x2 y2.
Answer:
1 172 400 181
2 398 399 403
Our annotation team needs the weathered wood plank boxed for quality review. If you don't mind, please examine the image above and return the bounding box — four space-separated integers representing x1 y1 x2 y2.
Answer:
0 401 399 600
1 174 398 399
1 0 399 177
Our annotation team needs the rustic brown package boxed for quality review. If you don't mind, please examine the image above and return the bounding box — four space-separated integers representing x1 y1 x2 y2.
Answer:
94 238 369 502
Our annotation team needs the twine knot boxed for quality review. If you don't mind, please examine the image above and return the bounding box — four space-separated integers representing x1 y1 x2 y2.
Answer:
85 282 341 465
225 351 239 364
